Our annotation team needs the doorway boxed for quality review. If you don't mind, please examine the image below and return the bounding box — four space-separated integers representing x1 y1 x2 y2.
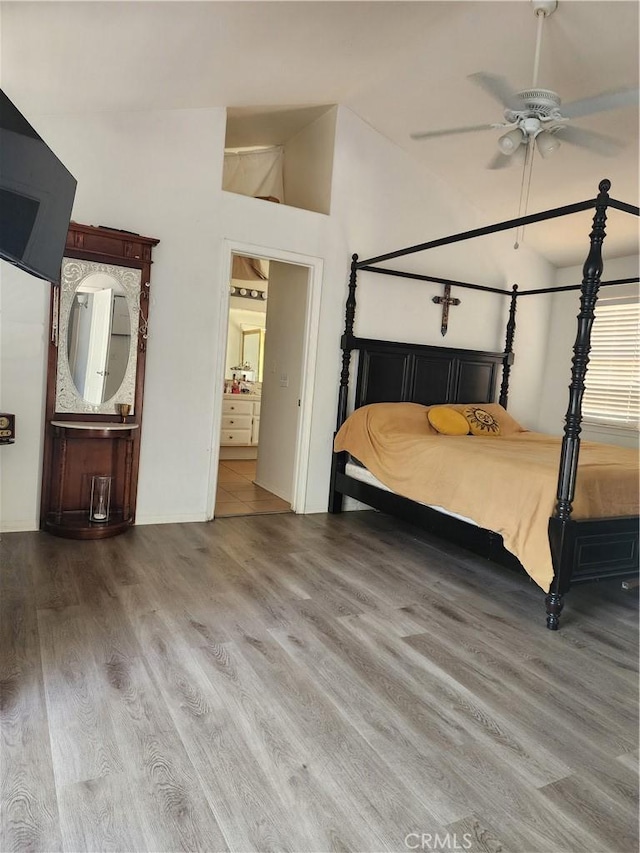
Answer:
208 243 322 520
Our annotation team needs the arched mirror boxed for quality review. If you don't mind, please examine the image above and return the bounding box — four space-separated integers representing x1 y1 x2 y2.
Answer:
55 259 142 414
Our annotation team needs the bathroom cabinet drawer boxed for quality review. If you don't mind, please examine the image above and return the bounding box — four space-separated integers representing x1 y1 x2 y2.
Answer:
222 414 252 430
222 399 253 416
220 428 252 446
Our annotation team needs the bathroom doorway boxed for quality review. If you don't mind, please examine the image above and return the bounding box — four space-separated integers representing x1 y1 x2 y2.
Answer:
209 244 322 519
217 256 286 516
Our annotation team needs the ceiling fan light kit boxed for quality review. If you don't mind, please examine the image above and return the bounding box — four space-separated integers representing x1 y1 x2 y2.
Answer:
536 129 560 158
498 128 524 155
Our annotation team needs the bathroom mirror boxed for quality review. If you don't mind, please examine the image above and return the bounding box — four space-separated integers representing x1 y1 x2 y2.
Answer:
55 258 143 414
242 327 265 382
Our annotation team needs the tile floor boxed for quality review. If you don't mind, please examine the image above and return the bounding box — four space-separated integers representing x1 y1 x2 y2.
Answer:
215 459 291 517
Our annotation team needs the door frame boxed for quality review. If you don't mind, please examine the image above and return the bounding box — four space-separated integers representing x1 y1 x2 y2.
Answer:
206 240 323 518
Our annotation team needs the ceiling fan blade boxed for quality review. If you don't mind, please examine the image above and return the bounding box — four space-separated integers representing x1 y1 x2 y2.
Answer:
554 125 625 157
468 72 519 110
411 123 503 141
561 88 639 119
486 146 525 171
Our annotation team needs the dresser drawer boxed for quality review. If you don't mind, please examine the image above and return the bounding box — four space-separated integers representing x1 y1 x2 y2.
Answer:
222 399 253 416
222 414 252 430
253 401 261 415
220 428 252 446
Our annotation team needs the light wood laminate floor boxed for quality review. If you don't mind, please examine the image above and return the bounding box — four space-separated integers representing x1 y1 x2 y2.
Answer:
1 511 637 852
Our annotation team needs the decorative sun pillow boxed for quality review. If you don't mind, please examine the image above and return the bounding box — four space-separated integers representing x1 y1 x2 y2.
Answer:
463 405 501 436
447 402 526 435
427 406 470 436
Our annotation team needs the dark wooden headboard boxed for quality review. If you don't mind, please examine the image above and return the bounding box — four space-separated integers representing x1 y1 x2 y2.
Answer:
353 337 505 409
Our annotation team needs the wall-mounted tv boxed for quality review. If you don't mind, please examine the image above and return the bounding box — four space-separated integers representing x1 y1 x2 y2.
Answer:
0 89 77 283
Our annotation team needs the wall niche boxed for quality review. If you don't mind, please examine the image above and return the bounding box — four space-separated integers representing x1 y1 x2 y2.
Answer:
222 105 336 215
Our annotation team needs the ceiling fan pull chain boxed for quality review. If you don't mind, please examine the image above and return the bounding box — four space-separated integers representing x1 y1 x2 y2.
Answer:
514 144 528 248
514 140 536 249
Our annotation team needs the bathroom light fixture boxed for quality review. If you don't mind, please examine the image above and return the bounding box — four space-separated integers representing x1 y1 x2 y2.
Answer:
229 285 267 302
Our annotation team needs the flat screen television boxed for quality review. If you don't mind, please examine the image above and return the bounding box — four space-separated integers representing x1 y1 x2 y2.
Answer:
0 89 77 283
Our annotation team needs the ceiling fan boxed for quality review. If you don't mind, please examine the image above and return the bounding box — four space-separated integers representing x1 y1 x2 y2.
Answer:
410 0 639 170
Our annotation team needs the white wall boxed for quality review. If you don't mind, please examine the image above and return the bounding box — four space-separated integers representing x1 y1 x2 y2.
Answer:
0 266 49 531
283 107 337 215
255 262 308 502
1 103 558 529
314 106 554 457
1 107 229 529
269 106 555 515
538 254 639 447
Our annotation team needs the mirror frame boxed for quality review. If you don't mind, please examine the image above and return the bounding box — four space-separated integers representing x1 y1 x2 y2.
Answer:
55 258 142 414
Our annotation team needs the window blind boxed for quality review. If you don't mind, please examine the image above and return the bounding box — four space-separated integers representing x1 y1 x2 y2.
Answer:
582 299 639 428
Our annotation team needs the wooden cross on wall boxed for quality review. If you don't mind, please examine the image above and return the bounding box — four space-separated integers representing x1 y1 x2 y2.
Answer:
432 284 461 336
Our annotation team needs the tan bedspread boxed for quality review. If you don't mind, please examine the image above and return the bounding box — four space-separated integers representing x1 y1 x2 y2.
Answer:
334 403 639 591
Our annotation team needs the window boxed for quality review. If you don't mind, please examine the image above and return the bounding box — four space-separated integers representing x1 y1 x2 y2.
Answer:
582 298 639 429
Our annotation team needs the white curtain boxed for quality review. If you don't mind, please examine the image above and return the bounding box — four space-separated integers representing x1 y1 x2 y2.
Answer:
222 146 284 202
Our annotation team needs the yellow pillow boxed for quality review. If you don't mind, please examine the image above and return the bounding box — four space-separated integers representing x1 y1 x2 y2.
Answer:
427 407 470 436
463 405 501 436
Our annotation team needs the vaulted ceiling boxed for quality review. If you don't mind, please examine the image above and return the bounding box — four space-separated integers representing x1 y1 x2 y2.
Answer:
2 1 638 266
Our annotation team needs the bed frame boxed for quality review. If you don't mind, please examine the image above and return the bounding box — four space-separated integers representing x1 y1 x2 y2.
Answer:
329 179 639 630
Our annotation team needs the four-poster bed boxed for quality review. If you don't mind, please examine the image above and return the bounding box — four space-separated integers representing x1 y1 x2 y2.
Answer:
329 179 639 630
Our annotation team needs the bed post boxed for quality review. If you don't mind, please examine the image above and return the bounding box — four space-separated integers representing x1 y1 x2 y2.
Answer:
546 179 610 629
499 284 518 408
329 255 359 513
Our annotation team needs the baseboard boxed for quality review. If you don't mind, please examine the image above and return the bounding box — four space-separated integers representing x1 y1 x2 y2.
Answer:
134 513 209 526
1 514 212 533
219 446 258 461
253 477 289 503
0 519 39 533
299 502 327 514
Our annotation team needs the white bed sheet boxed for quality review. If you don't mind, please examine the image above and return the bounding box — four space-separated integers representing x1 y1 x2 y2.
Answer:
345 460 479 527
